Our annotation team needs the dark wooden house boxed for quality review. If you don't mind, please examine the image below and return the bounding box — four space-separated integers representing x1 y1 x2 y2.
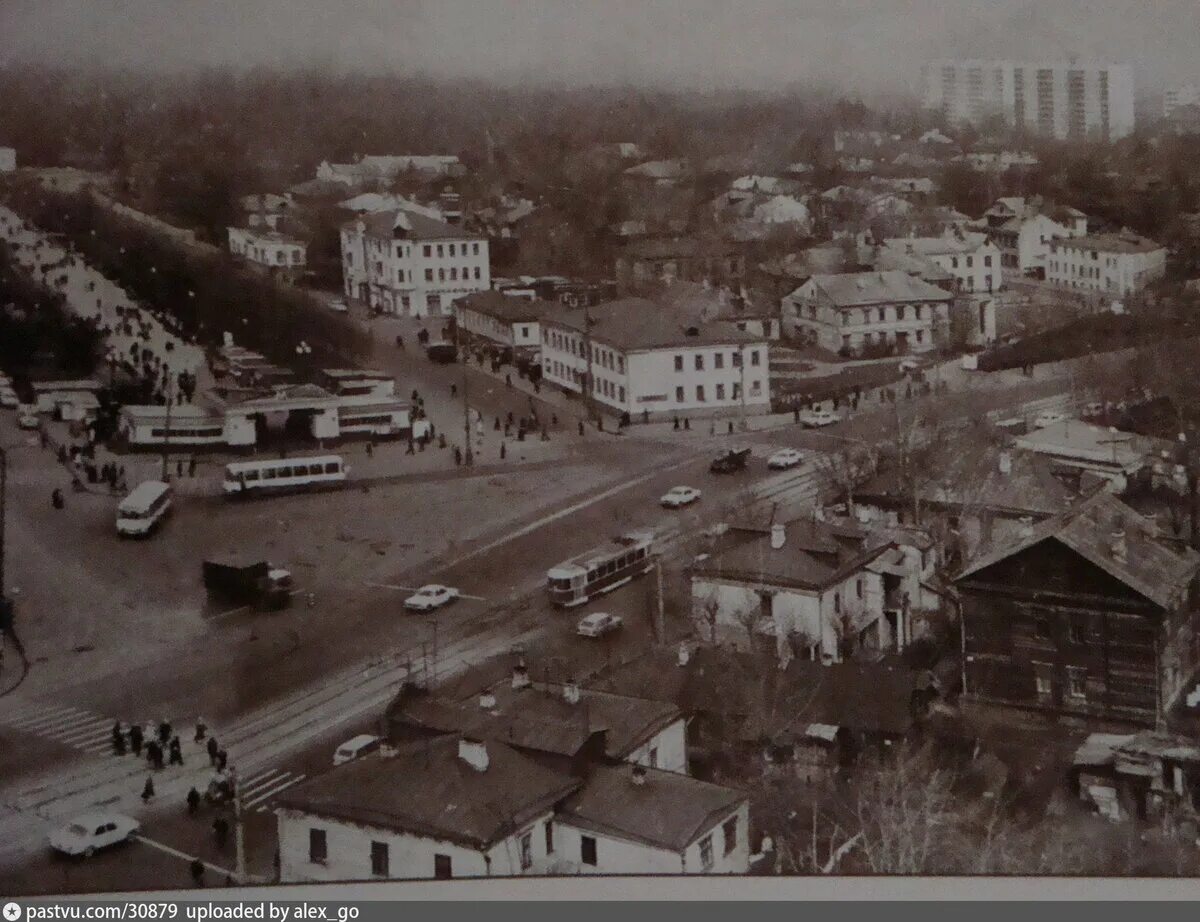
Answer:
956 492 1200 727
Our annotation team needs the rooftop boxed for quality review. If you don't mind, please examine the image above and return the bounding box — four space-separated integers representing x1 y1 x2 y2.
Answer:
1014 420 1166 470
957 491 1200 610
544 298 763 352
801 270 953 307
560 763 745 852
456 290 556 324
1053 232 1164 255
275 736 579 850
347 207 480 241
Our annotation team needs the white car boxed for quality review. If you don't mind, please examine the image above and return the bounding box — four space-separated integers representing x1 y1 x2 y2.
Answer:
404 584 460 612
797 409 840 428
660 486 701 508
767 448 805 470
577 611 623 638
49 813 140 857
0 388 17 409
328 300 349 313
1033 411 1068 429
1082 402 1105 420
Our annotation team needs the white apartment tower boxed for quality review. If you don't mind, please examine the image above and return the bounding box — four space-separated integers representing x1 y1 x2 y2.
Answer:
923 59 1135 141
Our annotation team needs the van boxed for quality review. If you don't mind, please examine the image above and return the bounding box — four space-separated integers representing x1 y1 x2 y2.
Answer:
332 734 380 767
116 480 173 537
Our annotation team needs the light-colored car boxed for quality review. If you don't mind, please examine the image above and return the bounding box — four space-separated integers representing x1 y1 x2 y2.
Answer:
1033 411 1068 429
577 611 623 638
899 358 921 373
404 583 460 611
49 813 140 857
1081 402 1105 420
0 388 18 409
328 299 349 313
797 409 840 428
767 448 805 470
333 734 381 766
660 485 701 508
17 405 39 429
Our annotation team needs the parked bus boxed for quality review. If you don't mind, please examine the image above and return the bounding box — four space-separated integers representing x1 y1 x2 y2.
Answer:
546 531 654 608
223 455 348 497
116 480 173 537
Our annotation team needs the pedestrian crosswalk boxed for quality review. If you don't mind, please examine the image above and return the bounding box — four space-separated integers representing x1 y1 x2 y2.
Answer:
0 703 135 756
238 768 308 814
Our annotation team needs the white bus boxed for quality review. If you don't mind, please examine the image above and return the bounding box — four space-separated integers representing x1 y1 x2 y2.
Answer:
223 455 348 497
116 481 174 537
546 531 655 608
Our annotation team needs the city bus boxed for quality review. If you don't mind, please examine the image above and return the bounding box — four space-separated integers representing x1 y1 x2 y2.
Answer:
223 455 348 497
546 531 655 608
116 480 174 537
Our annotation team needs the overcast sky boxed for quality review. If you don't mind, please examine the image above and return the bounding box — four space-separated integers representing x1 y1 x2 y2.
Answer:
1 0 1195 96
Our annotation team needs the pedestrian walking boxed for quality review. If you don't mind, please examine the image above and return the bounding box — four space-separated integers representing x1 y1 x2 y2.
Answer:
112 721 126 756
158 719 172 745
683 418 690 430
500 442 506 460
365 440 373 457
673 417 680 430
169 736 183 766
578 420 585 436
506 374 512 388
141 776 155 803
187 787 201 815
206 736 219 766
494 416 501 431
189 458 197 478
194 719 207 743
728 421 734 435
190 858 205 888
453 446 462 466
151 741 165 771
451 383 457 397
213 817 229 850
217 749 228 772
130 723 144 756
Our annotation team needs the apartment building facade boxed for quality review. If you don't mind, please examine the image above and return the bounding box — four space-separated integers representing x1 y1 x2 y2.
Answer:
1046 232 1167 297
340 208 490 317
923 59 1135 141
227 226 307 277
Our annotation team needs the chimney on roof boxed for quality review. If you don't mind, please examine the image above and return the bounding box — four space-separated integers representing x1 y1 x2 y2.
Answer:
631 763 647 786
512 663 531 690
479 691 497 710
771 523 787 550
677 643 690 667
564 678 581 705
999 451 1012 475
458 737 489 772
1110 528 1127 563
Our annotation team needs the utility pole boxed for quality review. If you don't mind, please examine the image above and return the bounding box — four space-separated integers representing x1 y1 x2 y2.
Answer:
160 373 172 482
653 555 665 644
456 314 473 466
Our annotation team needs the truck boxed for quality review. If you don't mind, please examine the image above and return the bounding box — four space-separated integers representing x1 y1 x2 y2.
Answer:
202 557 293 611
425 342 458 364
709 447 752 474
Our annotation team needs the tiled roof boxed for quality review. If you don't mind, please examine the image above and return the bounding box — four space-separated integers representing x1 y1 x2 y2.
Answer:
544 298 763 352
804 271 953 306
345 207 480 241
560 763 745 852
275 736 580 849
1053 232 1163 255
456 290 555 324
881 232 991 257
956 491 1200 610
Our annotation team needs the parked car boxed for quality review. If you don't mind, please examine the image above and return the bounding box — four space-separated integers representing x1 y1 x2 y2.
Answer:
660 486 701 508
0 387 18 409
577 611 623 638
332 734 381 767
1033 411 1068 429
404 584 460 612
767 448 805 470
797 409 840 428
17 404 39 429
328 299 349 313
49 813 139 857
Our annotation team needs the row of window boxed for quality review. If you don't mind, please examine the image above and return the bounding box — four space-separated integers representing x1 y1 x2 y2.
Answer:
837 329 926 347
948 254 992 269
674 381 761 403
672 350 760 372
832 304 930 325
421 242 481 259
424 266 482 283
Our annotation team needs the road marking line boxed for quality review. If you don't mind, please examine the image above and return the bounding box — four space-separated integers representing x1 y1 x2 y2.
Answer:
131 833 241 879
1 704 78 726
244 772 306 810
5 706 85 729
25 712 100 734
238 769 288 799
53 720 114 741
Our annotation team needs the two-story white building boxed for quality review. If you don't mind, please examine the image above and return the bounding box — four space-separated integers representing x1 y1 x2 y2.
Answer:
454 290 551 356
977 197 1087 276
881 232 1002 296
1046 232 1167 297
340 208 490 317
227 226 307 279
783 271 953 355
540 298 771 421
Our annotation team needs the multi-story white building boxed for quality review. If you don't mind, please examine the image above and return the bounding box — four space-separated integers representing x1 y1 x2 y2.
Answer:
977 196 1087 276
340 208 489 317
540 298 771 420
227 227 307 279
923 59 1135 141
783 271 953 356
881 232 1002 296
1165 83 1200 118
454 290 550 355
1046 232 1167 297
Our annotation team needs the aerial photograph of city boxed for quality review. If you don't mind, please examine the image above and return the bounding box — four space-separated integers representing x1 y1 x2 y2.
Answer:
1 0 1200 903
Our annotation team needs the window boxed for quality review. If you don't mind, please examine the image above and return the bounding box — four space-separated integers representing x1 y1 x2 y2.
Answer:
966 256 973 268
984 255 992 267
434 854 452 880
897 305 906 320
1067 667 1087 700
473 242 480 255
833 593 841 613
449 268 457 281
618 356 625 373
674 355 684 372
699 834 714 871
714 353 724 369
448 244 456 257
916 330 924 344
370 841 389 877
520 832 533 871
544 821 554 855
676 386 685 402
438 268 445 282
423 245 432 258
619 386 626 403
695 354 705 371
436 245 444 258
1069 615 1088 645
732 351 742 367
474 267 481 280
856 578 863 599
696 385 706 402
732 382 741 399
309 829 327 864
649 747 658 768
428 295 442 312
716 383 725 401
878 308 885 322
581 835 597 866
1033 661 1053 698
952 257 959 269
425 269 434 282
723 818 738 856
750 350 760 367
